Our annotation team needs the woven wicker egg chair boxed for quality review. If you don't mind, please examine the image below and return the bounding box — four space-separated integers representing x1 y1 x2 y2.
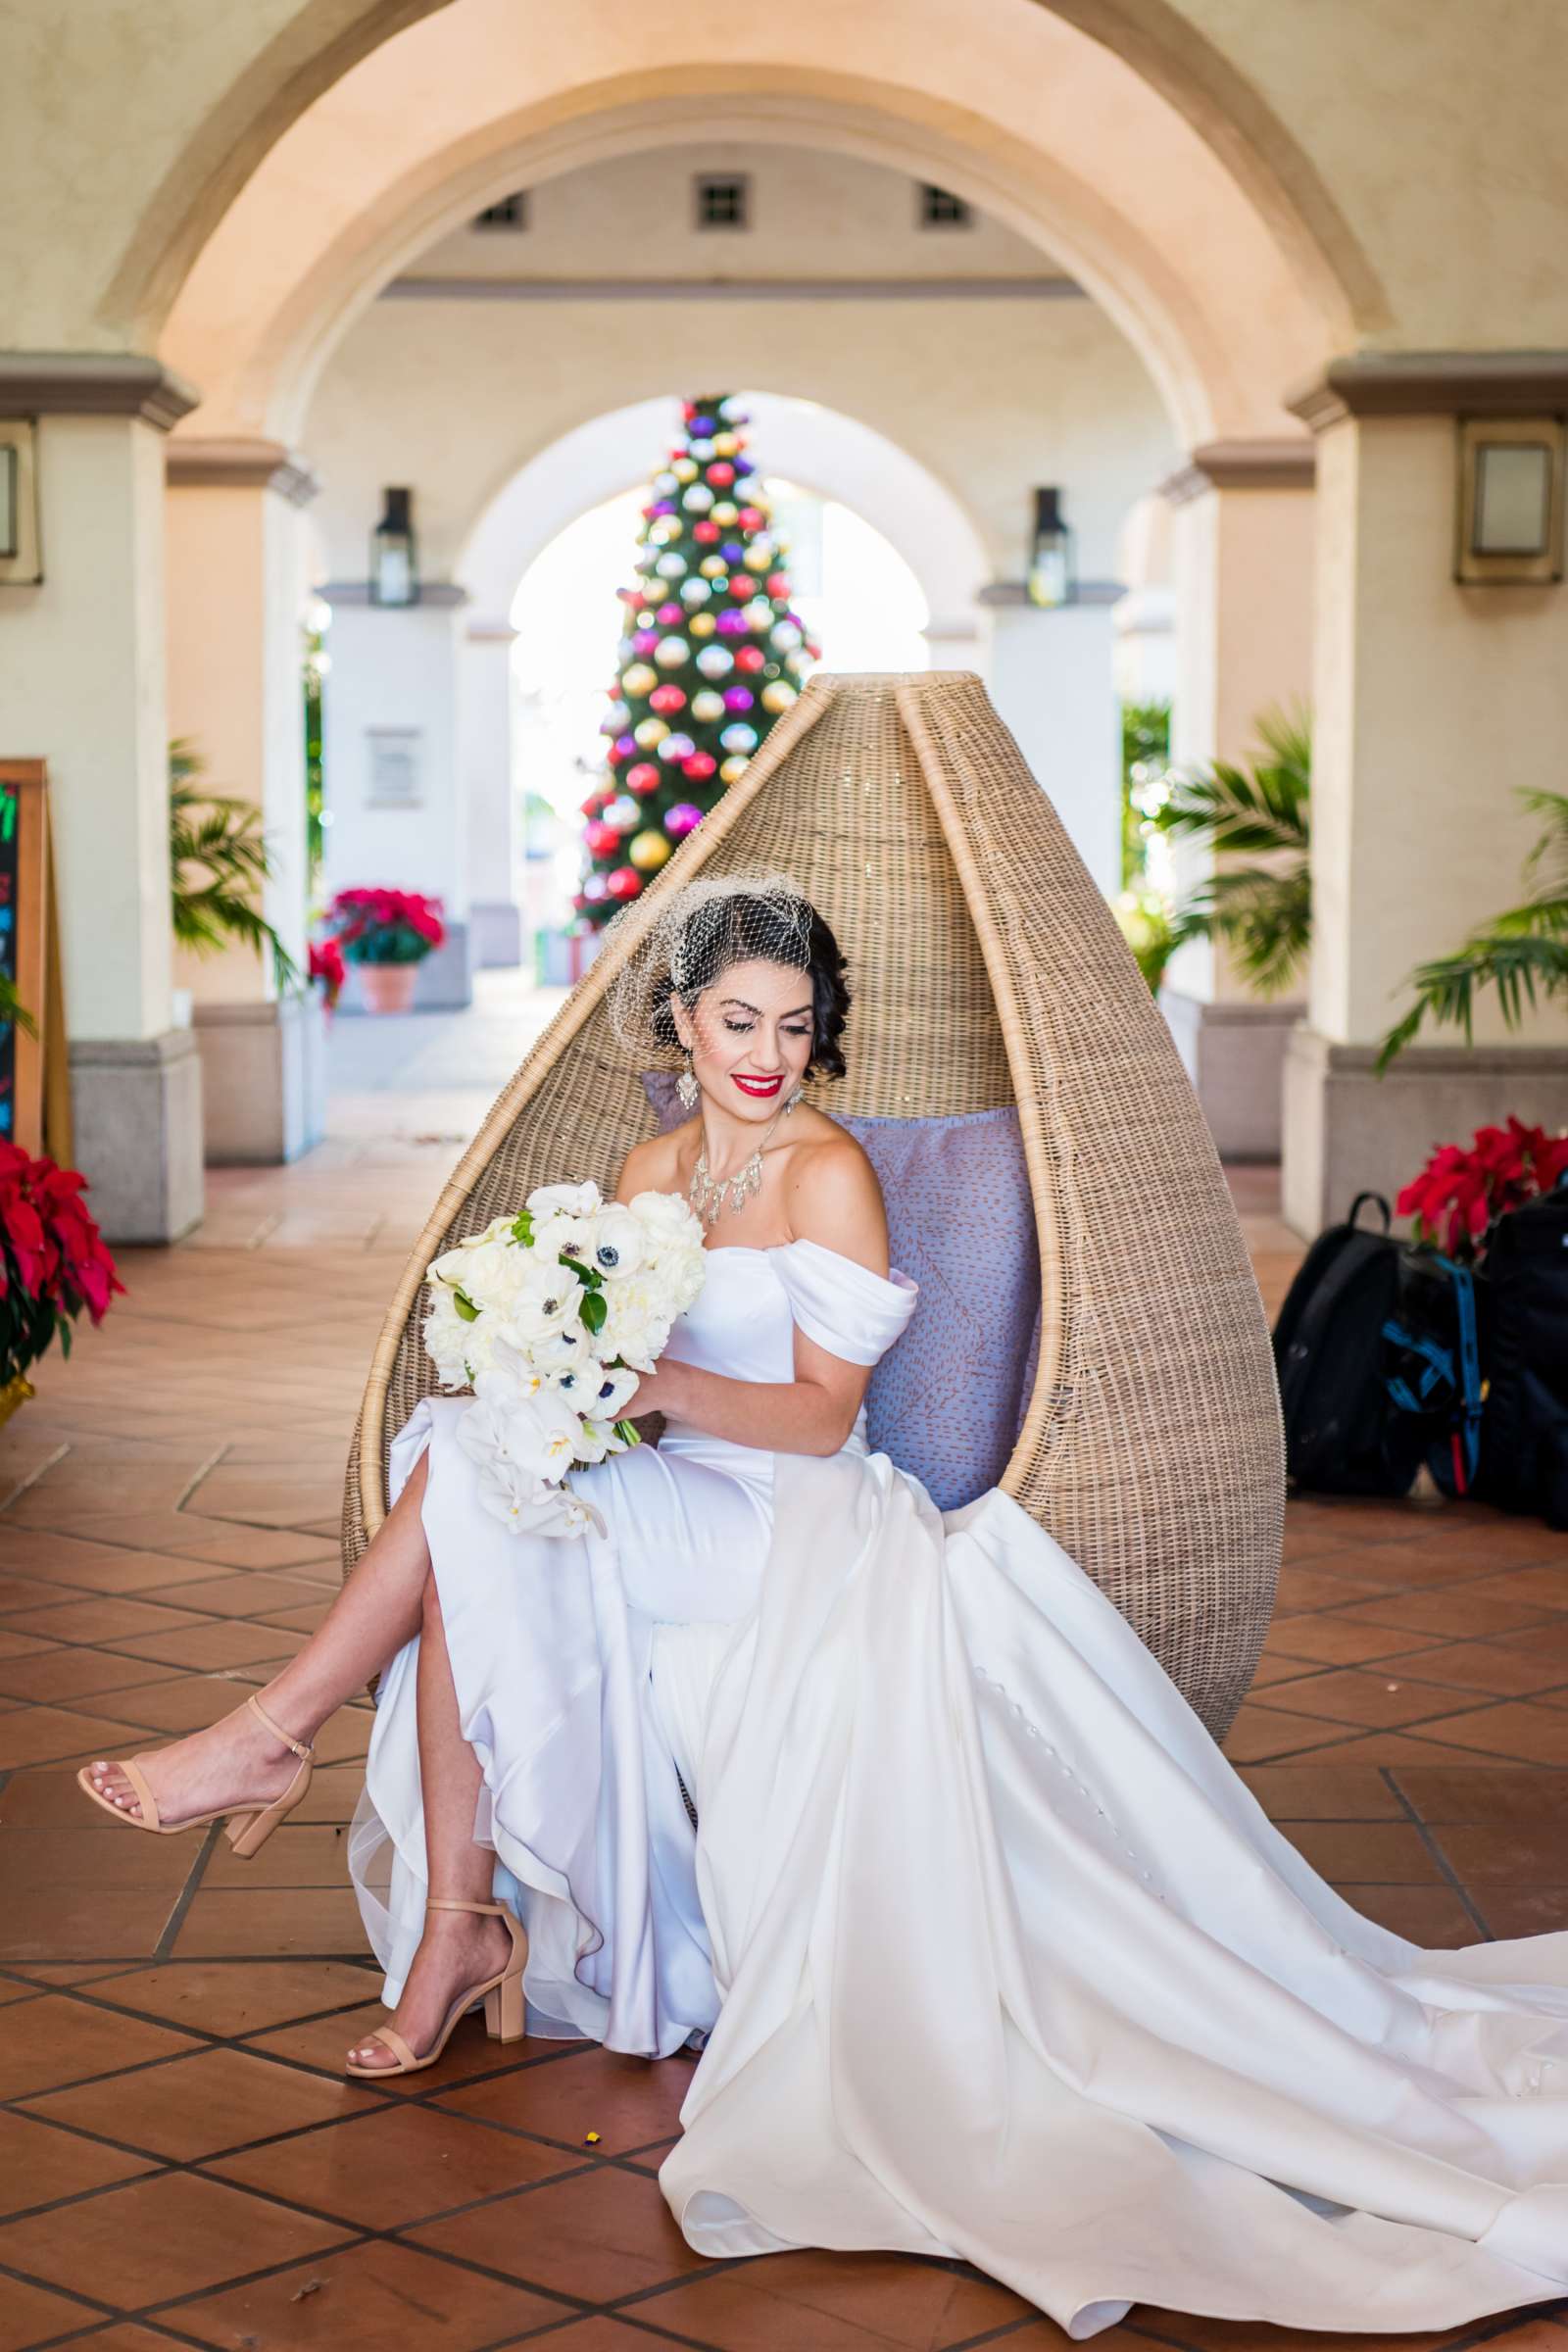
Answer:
342 671 1284 1739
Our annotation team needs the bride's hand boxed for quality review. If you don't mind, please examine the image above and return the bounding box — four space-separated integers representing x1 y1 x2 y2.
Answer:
623 1360 683 1421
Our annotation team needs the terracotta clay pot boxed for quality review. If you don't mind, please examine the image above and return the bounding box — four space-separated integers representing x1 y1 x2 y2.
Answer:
357 961 419 1014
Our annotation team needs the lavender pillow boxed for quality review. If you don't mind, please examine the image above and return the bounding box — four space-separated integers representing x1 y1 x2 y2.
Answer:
641 1079 1039 1508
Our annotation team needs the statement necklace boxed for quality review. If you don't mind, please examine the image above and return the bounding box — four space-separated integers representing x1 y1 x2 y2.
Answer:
688 1094 800 1227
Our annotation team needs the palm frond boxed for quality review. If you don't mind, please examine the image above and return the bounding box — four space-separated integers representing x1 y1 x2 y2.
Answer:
1377 930 1568 1071
168 740 302 996
1153 705 1312 995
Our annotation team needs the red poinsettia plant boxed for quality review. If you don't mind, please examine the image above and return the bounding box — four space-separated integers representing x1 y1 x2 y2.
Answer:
324 887 445 966
308 936 347 1010
0 1142 125 1392
1397 1117 1568 1260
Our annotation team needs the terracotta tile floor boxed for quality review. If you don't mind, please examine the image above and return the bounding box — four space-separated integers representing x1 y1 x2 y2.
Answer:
0 1054 1565 2349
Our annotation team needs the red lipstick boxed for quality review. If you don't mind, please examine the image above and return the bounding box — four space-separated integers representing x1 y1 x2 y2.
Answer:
732 1073 783 1098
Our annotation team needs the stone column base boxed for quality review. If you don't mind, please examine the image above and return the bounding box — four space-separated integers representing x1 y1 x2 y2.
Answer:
70 1029 205 1244
469 900 524 968
1160 989 1304 1160
1283 1025 1568 1239
192 994 328 1164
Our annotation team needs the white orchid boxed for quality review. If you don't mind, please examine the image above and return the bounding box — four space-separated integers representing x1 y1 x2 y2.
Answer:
526 1179 603 1221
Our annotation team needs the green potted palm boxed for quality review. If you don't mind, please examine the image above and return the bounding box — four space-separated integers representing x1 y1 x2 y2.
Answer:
1152 706 1312 999
170 741 300 994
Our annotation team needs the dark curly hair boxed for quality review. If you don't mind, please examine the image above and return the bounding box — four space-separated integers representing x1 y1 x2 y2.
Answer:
651 890 851 1080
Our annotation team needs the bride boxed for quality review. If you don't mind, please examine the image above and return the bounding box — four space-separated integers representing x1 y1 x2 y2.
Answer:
78 875 1568 2338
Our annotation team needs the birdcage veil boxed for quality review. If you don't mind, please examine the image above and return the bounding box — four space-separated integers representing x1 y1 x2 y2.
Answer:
606 868 819 1072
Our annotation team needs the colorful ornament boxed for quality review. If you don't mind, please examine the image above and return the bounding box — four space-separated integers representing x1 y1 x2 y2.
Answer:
629 828 672 873
760 680 797 715
695 645 734 679
679 578 711 606
699 554 727 579
711 430 739 458
582 871 610 903
719 756 750 784
771 621 803 650
712 501 739 526
626 761 661 795
682 483 714 514
682 750 718 782
621 662 657 698
694 519 721 544
690 689 725 722
657 731 696 762
607 794 640 830
689 612 717 638
585 819 619 856
719 722 758 754
664 802 704 839
607 865 642 902
738 506 764 530
706 462 736 489
633 716 669 749
649 683 687 714
743 545 772 573
655 551 687 580
656 601 682 625
727 577 753 601
672 457 699 483
722 685 755 712
654 635 690 668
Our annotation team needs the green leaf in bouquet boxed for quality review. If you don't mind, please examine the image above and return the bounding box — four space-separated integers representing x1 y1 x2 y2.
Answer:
613 1418 642 1448
566 1257 604 1290
580 1290 608 1337
511 1210 534 1245
453 1288 479 1322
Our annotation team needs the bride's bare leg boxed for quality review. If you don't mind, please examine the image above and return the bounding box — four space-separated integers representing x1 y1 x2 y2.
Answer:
347 1570 512 2072
83 1450 438 1825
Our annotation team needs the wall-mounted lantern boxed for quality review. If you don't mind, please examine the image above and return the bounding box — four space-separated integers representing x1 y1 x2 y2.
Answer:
1026 485 1075 609
369 485 419 607
0 420 41 585
1454 416 1564 585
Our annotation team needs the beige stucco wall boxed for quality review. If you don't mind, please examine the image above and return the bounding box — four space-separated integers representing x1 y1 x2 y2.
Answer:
302 273 1172 586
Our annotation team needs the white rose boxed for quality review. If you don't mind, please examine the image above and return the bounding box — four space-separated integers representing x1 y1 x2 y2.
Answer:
628 1189 705 1256
526 1180 602 1221
600 1279 671 1371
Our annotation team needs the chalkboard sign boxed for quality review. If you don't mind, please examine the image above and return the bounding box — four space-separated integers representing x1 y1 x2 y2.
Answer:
0 761 62 1158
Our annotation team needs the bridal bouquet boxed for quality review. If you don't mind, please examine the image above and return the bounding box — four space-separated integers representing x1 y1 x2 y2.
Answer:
421 1180 705 1538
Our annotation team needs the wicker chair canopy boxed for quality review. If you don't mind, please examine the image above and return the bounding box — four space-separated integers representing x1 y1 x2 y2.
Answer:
341 672 1284 1738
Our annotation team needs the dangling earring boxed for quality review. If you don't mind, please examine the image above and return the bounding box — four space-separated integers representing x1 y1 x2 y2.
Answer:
784 1085 804 1113
676 1053 700 1111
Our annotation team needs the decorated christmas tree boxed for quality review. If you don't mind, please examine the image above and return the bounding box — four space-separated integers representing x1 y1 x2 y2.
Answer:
576 395 818 925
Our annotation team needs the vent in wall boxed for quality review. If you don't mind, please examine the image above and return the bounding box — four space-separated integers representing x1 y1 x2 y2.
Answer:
474 192 528 230
919 183 972 228
695 173 750 230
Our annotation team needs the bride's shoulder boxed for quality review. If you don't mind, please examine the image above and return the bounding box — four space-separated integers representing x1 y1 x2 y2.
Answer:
614 1121 693 1200
781 1111 888 1272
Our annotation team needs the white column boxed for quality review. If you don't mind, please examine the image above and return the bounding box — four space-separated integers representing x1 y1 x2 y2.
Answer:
1283 357 1568 1237
1158 440 1315 1158
318 583 472 1010
979 588 1121 901
0 359 204 1241
166 437 326 1161
460 618 523 967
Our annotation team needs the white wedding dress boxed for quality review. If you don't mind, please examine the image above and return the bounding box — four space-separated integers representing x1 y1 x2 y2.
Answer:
351 1238 1568 2338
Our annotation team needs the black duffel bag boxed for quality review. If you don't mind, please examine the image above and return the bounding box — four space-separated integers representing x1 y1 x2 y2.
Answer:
1477 1169 1568 1528
1272 1193 1427 1495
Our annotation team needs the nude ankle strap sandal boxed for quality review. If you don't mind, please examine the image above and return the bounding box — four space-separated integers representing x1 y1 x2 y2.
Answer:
345 1899 530 2081
75 1690 315 1858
